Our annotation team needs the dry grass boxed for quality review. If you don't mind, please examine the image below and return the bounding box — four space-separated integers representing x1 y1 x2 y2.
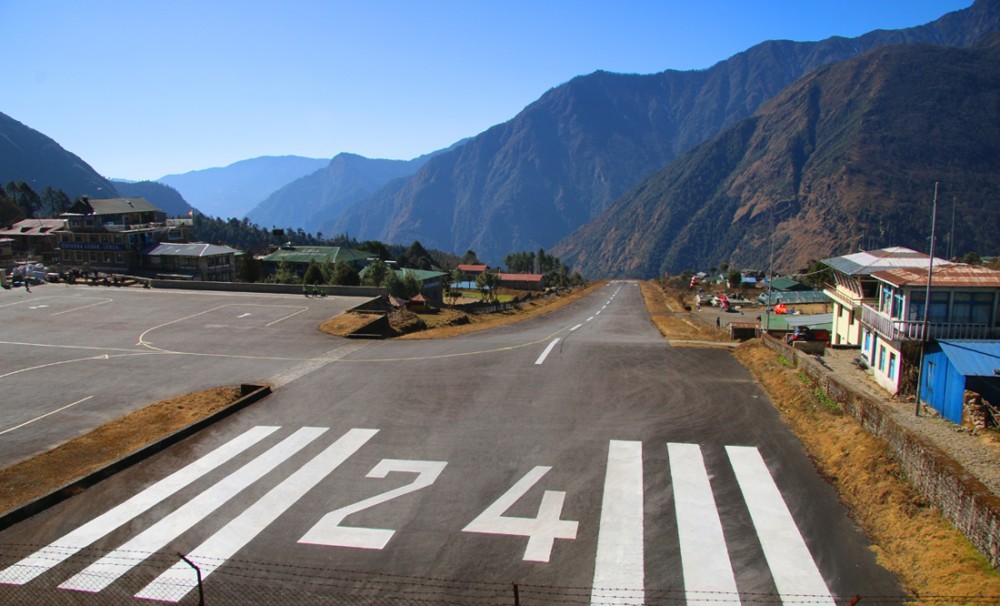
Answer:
640 280 728 342
319 312 382 337
0 386 243 516
396 282 609 339
735 342 1000 604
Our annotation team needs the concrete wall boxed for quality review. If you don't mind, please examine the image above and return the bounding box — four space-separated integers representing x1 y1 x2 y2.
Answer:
761 335 1000 568
150 279 386 298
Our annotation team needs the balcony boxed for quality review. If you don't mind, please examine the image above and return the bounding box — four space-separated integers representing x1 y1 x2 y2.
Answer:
860 304 1000 341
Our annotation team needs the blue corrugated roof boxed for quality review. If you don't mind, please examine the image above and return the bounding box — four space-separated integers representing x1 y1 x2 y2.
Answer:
937 340 1000 377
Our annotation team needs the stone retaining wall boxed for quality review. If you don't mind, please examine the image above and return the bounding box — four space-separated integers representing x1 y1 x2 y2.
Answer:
761 335 1000 567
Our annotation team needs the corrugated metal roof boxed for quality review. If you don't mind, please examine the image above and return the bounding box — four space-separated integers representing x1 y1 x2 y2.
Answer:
822 247 952 276
359 267 447 283
0 218 67 236
760 313 832 331
85 197 162 215
260 246 370 265
143 242 237 257
784 313 833 328
937 340 1000 377
498 273 543 281
871 264 1000 288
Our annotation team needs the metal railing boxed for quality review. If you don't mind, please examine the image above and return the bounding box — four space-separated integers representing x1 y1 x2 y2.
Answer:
860 303 999 341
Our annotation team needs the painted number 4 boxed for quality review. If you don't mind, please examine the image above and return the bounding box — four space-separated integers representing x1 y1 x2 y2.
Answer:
463 466 578 562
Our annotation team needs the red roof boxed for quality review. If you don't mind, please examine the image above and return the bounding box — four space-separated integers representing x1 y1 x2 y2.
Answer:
458 264 488 272
871 264 1000 288
498 273 544 282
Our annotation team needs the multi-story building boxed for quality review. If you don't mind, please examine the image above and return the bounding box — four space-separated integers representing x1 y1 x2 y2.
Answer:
858 264 1000 394
56 197 187 274
0 218 67 264
822 247 953 347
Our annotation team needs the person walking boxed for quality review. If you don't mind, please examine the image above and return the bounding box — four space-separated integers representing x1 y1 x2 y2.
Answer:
24 280 31 293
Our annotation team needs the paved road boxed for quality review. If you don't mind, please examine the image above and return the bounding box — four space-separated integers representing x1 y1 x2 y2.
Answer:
0 282 903 604
0 285 369 467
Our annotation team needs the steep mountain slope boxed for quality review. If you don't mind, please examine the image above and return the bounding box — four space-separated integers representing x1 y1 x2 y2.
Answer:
112 180 197 217
247 152 431 232
554 37 1000 277
333 0 1000 263
0 112 119 198
157 156 327 220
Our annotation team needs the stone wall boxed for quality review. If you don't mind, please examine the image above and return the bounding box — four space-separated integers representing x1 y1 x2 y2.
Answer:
761 335 1000 568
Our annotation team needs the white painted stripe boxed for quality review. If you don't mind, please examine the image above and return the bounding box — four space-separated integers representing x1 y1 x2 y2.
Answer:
49 299 112 316
596 311 601 315
668 443 740 605
59 427 327 593
587 316 595 322
136 428 378 603
726 446 835 605
570 324 583 332
0 396 94 436
0 426 279 586
535 338 560 365
591 440 644 606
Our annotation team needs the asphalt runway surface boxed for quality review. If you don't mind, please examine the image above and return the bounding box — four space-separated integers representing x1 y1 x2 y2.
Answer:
0 282 904 605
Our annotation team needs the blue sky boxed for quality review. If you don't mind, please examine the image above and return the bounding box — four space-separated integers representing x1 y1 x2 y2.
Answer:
2 0 972 180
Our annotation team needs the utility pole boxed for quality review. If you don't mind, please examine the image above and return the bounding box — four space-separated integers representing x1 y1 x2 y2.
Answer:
914 182 939 417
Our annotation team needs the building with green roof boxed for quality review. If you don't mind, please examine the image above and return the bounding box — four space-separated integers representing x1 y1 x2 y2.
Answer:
259 245 372 270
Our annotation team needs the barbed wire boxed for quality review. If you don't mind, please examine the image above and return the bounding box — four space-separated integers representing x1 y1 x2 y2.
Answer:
2 543 999 605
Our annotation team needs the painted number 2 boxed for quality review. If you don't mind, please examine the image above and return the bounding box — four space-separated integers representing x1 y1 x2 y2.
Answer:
463 466 578 562
299 459 447 550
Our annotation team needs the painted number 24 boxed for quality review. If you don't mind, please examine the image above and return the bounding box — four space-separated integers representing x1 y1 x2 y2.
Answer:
298 460 577 562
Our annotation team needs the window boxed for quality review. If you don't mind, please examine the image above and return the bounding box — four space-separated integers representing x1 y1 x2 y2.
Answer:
888 353 896 379
892 292 905 319
909 291 951 323
951 292 994 325
879 345 886 372
880 286 893 314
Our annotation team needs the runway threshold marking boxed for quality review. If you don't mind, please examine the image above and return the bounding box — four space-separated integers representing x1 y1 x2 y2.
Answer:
727 445 835 605
136 428 379 603
3 435 839 601
0 426 279 586
59 427 331 593
535 338 560 365
669 443 739 603
0 396 94 436
591 440 644 605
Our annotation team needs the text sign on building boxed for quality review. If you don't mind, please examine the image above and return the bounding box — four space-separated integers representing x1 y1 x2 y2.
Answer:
60 242 126 252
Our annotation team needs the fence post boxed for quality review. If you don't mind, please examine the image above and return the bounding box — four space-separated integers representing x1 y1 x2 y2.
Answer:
177 553 205 606
512 581 520 605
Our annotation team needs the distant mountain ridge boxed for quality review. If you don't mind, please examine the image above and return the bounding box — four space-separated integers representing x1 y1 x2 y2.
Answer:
0 112 119 199
553 36 1000 277
112 180 197 218
247 152 434 232
157 156 328 220
331 0 1000 263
